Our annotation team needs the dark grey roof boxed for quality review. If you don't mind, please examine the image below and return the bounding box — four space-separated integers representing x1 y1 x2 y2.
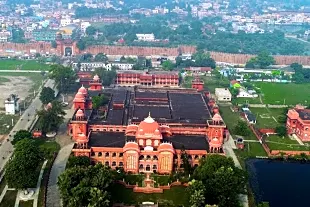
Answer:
297 109 310 120
163 135 209 151
89 131 135 148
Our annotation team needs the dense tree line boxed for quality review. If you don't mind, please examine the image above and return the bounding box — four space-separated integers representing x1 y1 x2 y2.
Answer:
291 63 310 83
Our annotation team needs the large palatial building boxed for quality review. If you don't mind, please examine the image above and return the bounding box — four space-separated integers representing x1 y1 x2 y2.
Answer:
69 75 228 174
287 105 310 142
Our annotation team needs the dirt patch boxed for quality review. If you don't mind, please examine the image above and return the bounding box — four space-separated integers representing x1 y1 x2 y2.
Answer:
0 76 33 109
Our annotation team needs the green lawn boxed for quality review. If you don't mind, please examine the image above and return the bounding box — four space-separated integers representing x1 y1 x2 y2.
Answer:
19 200 33 207
249 108 282 129
235 142 267 160
110 183 189 206
0 114 20 134
181 75 230 93
235 97 261 104
253 82 310 105
0 59 50 71
0 190 17 207
219 106 257 140
265 135 310 151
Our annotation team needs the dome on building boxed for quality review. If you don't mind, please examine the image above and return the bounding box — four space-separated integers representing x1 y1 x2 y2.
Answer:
75 109 84 119
158 142 174 153
212 113 222 122
93 74 100 81
137 113 160 134
74 92 85 102
123 141 140 152
154 129 161 136
76 133 88 143
78 85 88 96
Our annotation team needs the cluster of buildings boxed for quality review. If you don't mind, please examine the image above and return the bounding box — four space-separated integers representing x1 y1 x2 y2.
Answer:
69 74 227 173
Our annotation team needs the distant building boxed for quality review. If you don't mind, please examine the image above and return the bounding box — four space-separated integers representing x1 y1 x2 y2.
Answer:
185 67 212 75
237 88 258 98
287 105 310 142
106 62 134 71
0 30 11 42
5 94 19 115
72 62 134 71
32 30 57 41
81 22 91 33
215 88 232 102
136 33 155 42
242 108 256 124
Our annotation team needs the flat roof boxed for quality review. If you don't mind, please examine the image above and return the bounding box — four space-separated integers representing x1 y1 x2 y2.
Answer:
135 91 167 99
133 105 171 121
89 131 135 148
297 109 310 120
163 134 209 150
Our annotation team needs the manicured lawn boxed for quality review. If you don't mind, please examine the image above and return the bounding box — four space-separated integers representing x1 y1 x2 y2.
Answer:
249 108 282 129
265 135 310 151
0 114 20 134
219 106 257 140
253 82 310 105
0 59 50 71
182 75 230 93
151 175 170 186
110 183 189 206
19 200 34 207
235 97 261 104
0 190 17 207
235 142 267 158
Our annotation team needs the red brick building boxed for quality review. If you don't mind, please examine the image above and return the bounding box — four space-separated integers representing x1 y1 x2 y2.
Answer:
68 75 227 174
287 105 310 142
116 70 179 87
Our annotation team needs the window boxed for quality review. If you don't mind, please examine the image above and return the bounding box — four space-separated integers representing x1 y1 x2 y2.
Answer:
105 152 109 157
153 155 158 160
105 161 109 166
119 153 123 157
146 165 151 171
139 155 144 160
139 164 144 170
112 153 116 157
146 155 151 160
194 155 199 160
91 152 95 157
119 162 123 167
98 152 102 157
112 161 116 166
153 165 157 170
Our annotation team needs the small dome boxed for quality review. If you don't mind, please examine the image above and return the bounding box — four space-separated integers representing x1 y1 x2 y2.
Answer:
78 85 88 96
212 113 222 121
93 74 100 81
74 92 85 100
75 109 84 118
76 133 88 143
123 142 140 152
158 143 174 153
154 129 161 136
137 113 160 135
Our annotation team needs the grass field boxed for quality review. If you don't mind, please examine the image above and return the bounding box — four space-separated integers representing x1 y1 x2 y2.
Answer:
19 200 33 207
181 75 230 93
249 107 285 129
235 142 267 159
265 135 310 151
236 97 262 104
0 114 20 134
0 59 50 71
0 190 17 207
253 82 310 105
110 183 189 206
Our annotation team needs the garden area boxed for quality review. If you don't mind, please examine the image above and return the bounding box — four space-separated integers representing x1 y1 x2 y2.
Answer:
181 75 230 93
253 82 310 105
265 135 310 151
249 107 286 129
0 59 49 71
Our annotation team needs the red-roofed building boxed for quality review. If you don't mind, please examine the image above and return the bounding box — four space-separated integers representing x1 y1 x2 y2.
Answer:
287 105 310 142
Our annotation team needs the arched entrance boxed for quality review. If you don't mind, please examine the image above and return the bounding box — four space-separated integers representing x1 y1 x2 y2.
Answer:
64 47 73 56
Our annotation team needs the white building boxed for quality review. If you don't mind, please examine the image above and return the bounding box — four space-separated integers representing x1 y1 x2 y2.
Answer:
81 22 91 33
215 88 232 102
73 62 134 71
5 94 19 115
106 62 134 70
136 33 155 41
237 88 258 98
60 18 72 27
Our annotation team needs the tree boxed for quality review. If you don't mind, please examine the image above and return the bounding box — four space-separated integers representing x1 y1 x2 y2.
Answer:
193 155 247 207
5 139 42 189
92 95 109 109
94 53 108 62
49 64 77 91
58 164 113 207
162 60 174 71
275 126 287 137
187 180 206 207
40 87 55 105
12 130 32 145
245 51 275 69
86 26 97 36
67 156 90 169
233 120 251 136
94 68 116 86
77 39 86 50
180 146 192 176
37 101 66 134
80 53 93 62
51 41 57 48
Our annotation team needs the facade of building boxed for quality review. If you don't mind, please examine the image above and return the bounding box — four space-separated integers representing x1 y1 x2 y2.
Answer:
69 75 227 174
32 30 57 41
136 33 155 41
5 94 19 115
287 105 310 142
185 67 212 75
215 88 232 102
116 70 179 87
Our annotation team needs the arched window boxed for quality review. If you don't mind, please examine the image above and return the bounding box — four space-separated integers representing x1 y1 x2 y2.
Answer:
202 155 206 159
112 161 116 166
105 152 109 157
112 153 116 157
91 152 95 157
98 152 102 157
146 155 151 160
139 155 144 160
188 155 192 160
173 155 178 160
146 165 151 171
105 161 109 166
119 153 123 157
139 164 144 170
153 155 158 160
119 162 123 167
153 165 157 170
194 155 199 160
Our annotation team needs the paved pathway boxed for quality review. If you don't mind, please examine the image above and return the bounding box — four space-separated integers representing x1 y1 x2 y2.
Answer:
33 160 48 207
46 143 74 207
0 185 8 203
0 79 55 171
223 140 249 207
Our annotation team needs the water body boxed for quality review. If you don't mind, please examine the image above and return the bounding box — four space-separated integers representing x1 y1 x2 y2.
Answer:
246 159 310 207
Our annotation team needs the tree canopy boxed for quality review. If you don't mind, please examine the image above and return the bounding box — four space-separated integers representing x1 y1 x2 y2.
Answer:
245 51 275 69
49 64 77 92
92 95 109 109
40 87 55 105
162 60 175 71
275 126 287 137
291 63 310 84
94 53 108 63
86 26 97 36
37 101 66 134
5 139 42 189
94 68 116 86
12 129 32 145
234 120 251 136
66 156 90 169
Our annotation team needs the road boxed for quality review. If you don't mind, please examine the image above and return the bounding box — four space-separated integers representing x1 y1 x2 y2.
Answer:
0 79 55 171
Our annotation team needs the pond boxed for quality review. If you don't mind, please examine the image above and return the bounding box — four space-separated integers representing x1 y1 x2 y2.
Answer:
246 159 310 207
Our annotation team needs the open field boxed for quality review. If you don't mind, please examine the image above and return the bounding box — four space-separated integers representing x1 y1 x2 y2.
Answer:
111 184 189 206
182 75 230 93
0 114 20 135
235 142 267 159
249 107 286 129
236 97 261 104
265 135 310 151
0 59 49 71
253 82 310 105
